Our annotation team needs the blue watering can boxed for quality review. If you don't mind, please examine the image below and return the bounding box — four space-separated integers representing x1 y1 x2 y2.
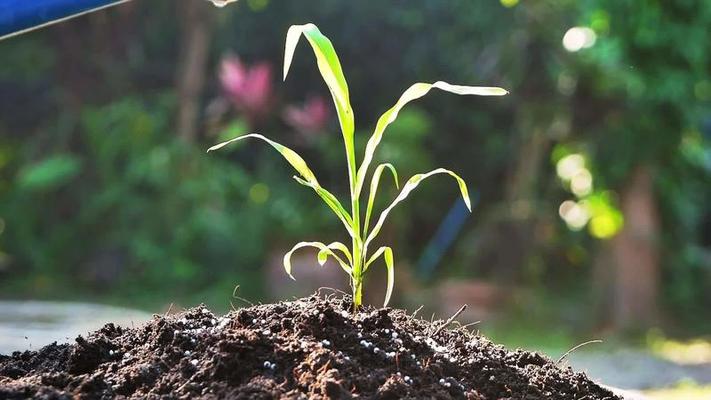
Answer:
0 0 236 40
0 0 131 40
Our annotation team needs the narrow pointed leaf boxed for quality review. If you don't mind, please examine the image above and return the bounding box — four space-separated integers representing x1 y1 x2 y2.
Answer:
208 134 355 239
364 168 471 251
283 241 352 280
284 24 350 108
292 176 355 239
363 163 399 235
318 241 353 267
317 250 328 266
325 241 353 266
364 246 395 307
355 81 507 197
209 134 319 185
284 24 357 190
383 247 394 307
364 246 386 271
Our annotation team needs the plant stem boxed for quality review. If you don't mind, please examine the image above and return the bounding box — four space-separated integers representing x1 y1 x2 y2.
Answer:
346 123 362 311
352 273 363 309
351 199 363 311
350 164 363 310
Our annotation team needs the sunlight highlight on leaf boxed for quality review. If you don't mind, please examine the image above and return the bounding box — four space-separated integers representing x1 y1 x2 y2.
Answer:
208 134 318 185
284 24 357 192
211 23 507 310
284 241 353 280
364 168 471 252
363 163 399 236
364 246 394 307
355 81 507 197
292 176 356 238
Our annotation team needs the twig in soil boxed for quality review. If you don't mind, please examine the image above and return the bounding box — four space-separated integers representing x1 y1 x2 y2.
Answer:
556 339 603 364
316 287 350 298
232 285 255 307
176 375 196 394
411 305 424 319
432 305 468 336
163 303 174 318
458 321 480 330
317 359 332 375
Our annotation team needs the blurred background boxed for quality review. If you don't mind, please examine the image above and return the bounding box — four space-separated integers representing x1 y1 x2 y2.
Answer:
0 0 710 396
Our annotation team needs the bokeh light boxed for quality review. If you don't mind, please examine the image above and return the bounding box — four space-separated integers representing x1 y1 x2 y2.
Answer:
559 200 590 230
562 27 597 52
556 153 585 180
570 169 593 197
500 0 519 8
583 192 625 239
249 183 270 204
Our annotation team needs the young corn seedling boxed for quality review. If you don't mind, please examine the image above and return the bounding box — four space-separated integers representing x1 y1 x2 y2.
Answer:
209 23 507 310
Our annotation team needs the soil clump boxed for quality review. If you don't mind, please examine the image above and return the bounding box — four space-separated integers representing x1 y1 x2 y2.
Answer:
0 294 620 399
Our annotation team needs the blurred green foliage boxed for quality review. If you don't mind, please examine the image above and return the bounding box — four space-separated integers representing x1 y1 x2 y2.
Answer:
0 94 328 308
0 0 708 329
576 0 711 320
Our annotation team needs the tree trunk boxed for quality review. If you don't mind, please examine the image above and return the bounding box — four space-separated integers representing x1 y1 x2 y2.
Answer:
176 0 214 143
598 166 661 331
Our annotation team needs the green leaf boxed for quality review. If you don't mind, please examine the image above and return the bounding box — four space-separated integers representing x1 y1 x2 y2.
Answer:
363 163 399 236
355 81 507 197
364 168 471 251
283 241 353 279
18 154 82 192
292 176 356 239
317 250 329 266
318 242 353 267
383 248 394 308
208 134 319 185
284 24 358 193
284 24 351 118
208 134 358 240
209 135 358 238
364 246 394 307
325 241 353 266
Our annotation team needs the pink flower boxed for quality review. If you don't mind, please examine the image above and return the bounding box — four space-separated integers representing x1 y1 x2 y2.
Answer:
283 96 330 137
219 55 273 124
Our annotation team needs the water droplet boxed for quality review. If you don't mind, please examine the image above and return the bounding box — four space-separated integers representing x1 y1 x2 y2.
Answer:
207 0 238 7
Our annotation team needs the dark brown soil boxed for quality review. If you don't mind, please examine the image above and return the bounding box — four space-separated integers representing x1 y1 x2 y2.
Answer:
0 294 620 399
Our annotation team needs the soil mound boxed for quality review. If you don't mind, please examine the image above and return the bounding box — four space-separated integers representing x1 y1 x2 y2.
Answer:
0 294 619 399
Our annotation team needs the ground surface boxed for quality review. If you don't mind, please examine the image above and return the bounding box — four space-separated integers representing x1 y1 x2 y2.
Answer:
0 294 620 399
568 349 711 390
0 301 151 355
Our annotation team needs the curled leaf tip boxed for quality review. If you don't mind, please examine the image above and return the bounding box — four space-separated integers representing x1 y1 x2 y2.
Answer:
317 250 328 266
478 86 508 96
